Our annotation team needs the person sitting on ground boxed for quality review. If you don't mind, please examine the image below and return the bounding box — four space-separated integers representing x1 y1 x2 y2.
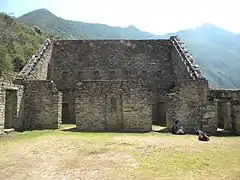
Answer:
198 130 210 141
171 120 185 135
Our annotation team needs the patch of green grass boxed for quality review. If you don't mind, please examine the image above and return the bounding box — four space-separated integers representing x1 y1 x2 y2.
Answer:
128 137 240 179
134 148 239 179
0 129 55 152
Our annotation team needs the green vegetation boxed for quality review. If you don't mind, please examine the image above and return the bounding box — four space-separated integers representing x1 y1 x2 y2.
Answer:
0 127 239 179
0 12 46 74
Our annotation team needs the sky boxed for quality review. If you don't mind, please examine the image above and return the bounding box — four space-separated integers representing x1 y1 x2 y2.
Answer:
0 0 239 35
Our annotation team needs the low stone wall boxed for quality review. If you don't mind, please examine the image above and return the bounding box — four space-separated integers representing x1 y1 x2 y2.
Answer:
75 80 152 132
210 89 240 134
22 80 62 130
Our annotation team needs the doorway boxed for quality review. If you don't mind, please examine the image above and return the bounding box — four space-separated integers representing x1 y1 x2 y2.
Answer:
217 101 225 129
62 103 70 124
216 101 234 132
4 89 17 129
152 102 167 126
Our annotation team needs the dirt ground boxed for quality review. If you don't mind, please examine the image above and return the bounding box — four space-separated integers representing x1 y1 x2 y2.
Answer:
0 136 138 180
0 126 239 180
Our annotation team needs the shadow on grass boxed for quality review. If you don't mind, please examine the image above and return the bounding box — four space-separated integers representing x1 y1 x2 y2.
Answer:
61 127 150 134
215 130 240 137
60 124 240 137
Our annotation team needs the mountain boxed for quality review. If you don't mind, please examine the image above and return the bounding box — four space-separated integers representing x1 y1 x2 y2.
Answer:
0 12 46 75
17 9 159 40
163 24 240 88
12 9 240 88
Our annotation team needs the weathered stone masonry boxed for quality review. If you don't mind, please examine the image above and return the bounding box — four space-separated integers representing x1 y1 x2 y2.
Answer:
49 39 175 127
167 37 217 133
0 39 60 133
0 36 239 135
21 80 62 130
0 80 23 133
17 39 52 80
75 81 152 132
210 90 240 134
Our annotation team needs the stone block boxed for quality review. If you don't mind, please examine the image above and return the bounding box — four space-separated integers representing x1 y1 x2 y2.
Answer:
202 125 217 135
206 105 216 112
203 111 216 119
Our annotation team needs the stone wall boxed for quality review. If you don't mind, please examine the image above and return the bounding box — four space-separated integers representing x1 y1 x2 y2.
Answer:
7 37 237 135
210 89 240 134
167 36 217 134
48 38 213 132
50 39 176 124
50 40 175 92
75 80 152 132
0 87 5 134
167 79 217 134
22 80 62 130
170 36 205 80
15 86 24 130
0 80 24 133
16 39 52 80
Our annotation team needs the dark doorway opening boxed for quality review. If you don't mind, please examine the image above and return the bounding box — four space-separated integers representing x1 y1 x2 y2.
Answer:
217 101 225 129
152 102 167 126
4 89 17 129
215 100 240 136
216 101 236 134
62 103 71 124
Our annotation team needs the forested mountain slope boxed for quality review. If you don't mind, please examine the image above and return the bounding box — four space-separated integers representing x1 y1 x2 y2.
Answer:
0 12 46 75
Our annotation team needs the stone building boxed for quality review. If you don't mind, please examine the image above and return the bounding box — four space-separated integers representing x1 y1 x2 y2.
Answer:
0 36 239 135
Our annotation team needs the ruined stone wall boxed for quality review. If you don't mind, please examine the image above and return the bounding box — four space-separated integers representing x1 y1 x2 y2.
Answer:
50 39 175 124
75 81 152 132
16 39 52 81
167 80 217 134
210 89 240 134
50 40 175 93
22 80 62 130
168 36 216 134
170 36 205 80
5 37 227 134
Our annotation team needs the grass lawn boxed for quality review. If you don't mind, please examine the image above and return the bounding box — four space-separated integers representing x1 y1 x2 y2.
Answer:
0 125 239 180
